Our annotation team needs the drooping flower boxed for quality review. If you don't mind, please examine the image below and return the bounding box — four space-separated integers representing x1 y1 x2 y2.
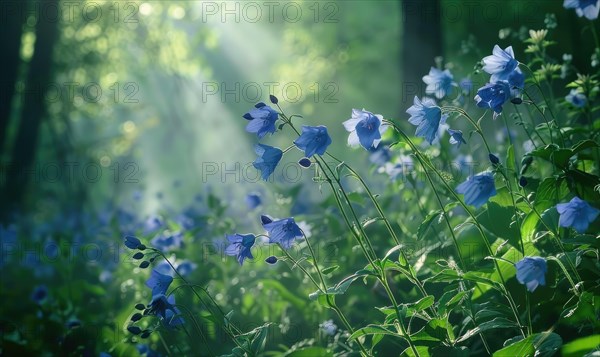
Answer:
245 193 262 209
456 171 497 208
146 269 174 297
262 216 303 249
225 233 256 265
31 285 48 304
368 144 392 166
406 96 446 144
482 45 518 82
148 294 177 320
343 109 388 150
507 68 525 95
515 256 547 292
294 125 332 157
556 196 600 233
253 144 283 180
564 0 600 20
151 231 184 252
475 81 511 119
447 129 466 148
243 102 279 138
423 67 455 99
124 235 142 249
565 89 587 108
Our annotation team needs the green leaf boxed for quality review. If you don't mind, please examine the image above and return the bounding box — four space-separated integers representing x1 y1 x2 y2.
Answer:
321 265 339 275
456 317 518 343
506 145 516 174
478 202 521 247
494 332 562 357
348 324 401 341
425 269 460 283
413 295 435 312
561 335 600 357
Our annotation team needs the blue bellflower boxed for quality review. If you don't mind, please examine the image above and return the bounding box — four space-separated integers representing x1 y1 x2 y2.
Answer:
262 216 303 249
475 81 511 119
294 125 332 157
225 233 256 265
482 45 518 82
253 144 283 180
508 68 525 95
456 171 497 208
244 102 278 138
31 285 48 304
515 256 547 292
343 109 388 150
146 269 174 297
565 89 587 108
148 294 179 321
447 129 466 148
564 0 600 20
556 196 600 233
151 231 183 252
406 96 447 144
245 193 262 209
423 67 455 99
176 260 197 276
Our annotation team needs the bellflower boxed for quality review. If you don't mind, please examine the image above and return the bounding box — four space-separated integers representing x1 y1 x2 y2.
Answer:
148 294 177 320
564 0 600 20
151 231 183 252
243 102 278 138
245 193 262 209
556 196 600 233
262 216 303 249
320 319 338 336
482 45 518 82
176 260 197 276
225 233 256 265
146 269 173 297
475 81 511 119
406 96 447 144
456 171 497 208
31 285 48 304
253 144 283 180
447 129 466 148
423 67 455 99
343 109 388 150
508 68 525 95
515 256 547 292
294 125 332 157
565 89 587 108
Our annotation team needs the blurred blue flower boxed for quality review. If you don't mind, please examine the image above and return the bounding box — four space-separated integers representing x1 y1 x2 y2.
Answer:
423 67 455 99
31 285 48 304
447 129 466 148
100 353 112 357
124 235 142 249
225 233 256 265
459 78 473 93
144 215 164 234
320 319 338 336
154 261 173 276
565 89 587 108
176 260 197 276
137 344 161 357
482 45 518 82
245 193 262 209
508 68 525 95
151 231 184 252
456 172 497 208
475 81 511 119
406 96 446 144
556 196 600 233
368 144 392 166
164 306 185 329
244 102 278 138
515 256 547 292
294 125 332 157
253 144 283 180
66 318 81 329
343 109 388 150
262 216 303 249
564 0 600 19
146 269 173 297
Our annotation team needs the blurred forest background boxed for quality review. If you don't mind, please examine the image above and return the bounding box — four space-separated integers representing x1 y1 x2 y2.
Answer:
1 0 589 219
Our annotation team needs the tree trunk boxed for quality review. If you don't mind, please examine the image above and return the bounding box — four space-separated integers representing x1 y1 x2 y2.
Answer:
400 0 442 108
0 0 27 154
2 0 60 215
